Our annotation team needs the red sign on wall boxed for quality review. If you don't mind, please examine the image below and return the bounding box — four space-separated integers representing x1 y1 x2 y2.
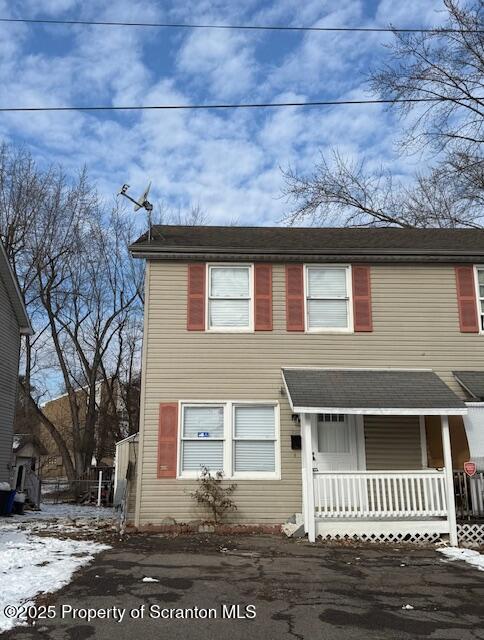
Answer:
464 461 477 477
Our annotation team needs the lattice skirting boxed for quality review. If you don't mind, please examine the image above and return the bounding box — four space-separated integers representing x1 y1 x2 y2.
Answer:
457 523 484 548
318 531 442 544
316 520 448 544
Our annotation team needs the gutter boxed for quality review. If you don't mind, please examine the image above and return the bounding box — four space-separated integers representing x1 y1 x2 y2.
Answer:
129 247 484 263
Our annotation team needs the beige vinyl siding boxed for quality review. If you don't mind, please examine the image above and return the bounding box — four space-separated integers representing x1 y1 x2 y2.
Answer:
0 272 21 484
364 416 423 470
137 262 482 526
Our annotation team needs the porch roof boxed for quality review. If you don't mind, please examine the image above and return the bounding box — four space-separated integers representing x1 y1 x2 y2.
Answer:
282 368 467 416
453 371 484 401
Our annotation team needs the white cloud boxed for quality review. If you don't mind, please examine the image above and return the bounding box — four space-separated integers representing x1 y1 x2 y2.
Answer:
176 28 258 99
375 0 444 27
0 0 445 225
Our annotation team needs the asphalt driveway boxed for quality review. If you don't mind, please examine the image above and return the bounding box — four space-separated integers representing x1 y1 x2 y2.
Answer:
3 534 484 640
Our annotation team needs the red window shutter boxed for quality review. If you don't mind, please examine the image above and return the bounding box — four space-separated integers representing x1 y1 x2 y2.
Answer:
455 266 479 333
187 263 205 331
157 403 178 478
352 265 373 332
286 264 305 331
254 264 273 331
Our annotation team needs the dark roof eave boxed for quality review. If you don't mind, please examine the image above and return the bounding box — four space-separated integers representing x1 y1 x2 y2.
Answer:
129 244 484 263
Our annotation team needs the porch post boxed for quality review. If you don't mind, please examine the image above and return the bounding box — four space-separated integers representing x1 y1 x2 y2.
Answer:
441 415 458 546
301 413 316 542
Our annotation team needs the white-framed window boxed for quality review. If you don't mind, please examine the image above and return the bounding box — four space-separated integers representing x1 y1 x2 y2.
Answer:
304 265 352 332
476 266 484 332
233 405 276 475
180 405 225 473
207 265 253 331
178 401 279 479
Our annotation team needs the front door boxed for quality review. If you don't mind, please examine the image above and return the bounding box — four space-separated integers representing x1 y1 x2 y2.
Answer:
313 414 364 513
314 413 359 471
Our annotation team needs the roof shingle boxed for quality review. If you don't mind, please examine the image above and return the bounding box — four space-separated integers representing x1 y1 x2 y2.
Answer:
282 369 467 414
453 371 484 400
130 225 484 263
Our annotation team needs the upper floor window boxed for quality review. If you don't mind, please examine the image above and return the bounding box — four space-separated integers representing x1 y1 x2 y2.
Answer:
208 265 253 331
305 265 352 331
477 267 484 331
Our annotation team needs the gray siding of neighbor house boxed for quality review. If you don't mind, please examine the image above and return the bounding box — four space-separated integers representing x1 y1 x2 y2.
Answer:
136 261 484 527
0 271 21 484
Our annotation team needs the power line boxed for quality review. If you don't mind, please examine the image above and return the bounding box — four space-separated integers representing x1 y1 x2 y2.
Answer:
0 16 482 34
0 96 479 113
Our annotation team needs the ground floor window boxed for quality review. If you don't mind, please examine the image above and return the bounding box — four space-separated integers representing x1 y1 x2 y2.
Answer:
179 402 279 479
181 405 225 472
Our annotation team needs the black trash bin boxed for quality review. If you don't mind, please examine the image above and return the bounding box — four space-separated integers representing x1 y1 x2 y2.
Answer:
0 490 11 516
13 492 25 515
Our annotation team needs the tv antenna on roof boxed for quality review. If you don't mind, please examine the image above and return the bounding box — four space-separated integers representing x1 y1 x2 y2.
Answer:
118 181 154 240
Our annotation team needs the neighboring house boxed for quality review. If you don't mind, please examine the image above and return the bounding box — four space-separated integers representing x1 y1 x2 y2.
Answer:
129 225 484 544
0 240 32 487
40 379 122 479
12 434 47 507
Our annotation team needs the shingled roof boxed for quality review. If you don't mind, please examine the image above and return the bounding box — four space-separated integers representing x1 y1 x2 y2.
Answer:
282 369 467 415
453 371 484 401
129 225 484 263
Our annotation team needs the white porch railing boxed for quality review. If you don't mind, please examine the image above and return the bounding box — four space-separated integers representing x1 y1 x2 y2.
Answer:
314 470 447 519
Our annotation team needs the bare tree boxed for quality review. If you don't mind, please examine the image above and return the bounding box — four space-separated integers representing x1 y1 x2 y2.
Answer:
35 206 143 475
283 0 484 228
153 201 210 226
0 145 144 483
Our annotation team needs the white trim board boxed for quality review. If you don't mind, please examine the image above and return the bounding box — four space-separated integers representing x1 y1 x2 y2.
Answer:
282 366 434 372
419 415 428 469
291 406 467 416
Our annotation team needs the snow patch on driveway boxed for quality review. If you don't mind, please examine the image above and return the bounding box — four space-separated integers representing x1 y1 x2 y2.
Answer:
438 547 484 571
0 506 111 632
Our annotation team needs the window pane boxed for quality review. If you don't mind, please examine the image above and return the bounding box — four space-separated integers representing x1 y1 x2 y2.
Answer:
480 285 484 299
182 441 223 471
211 267 249 298
317 422 350 453
308 299 348 328
478 269 484 286
308 268 346 298
234 441 275 472
234 406 275 438
183 406 224 438
209 299 249 327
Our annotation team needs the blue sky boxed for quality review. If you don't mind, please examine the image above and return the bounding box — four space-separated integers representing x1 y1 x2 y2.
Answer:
0 0 447 226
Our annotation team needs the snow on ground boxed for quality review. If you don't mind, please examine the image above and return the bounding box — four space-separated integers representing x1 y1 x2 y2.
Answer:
14 502 113 521
0 503 114 536
438 547 484 571
0 503 112 632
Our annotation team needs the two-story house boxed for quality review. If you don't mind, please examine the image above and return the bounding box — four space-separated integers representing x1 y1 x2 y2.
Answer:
129 225 484 544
